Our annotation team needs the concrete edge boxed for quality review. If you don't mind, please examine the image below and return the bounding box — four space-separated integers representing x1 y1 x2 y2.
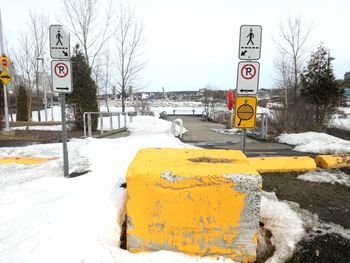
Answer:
314 154 350 169
248 156 317 174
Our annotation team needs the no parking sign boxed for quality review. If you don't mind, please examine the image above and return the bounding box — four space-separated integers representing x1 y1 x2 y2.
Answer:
236 61 260 95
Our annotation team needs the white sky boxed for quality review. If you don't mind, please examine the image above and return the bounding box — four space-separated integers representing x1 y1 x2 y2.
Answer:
2 0 350 91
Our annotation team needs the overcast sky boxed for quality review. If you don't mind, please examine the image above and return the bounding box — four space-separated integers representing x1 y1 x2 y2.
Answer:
2 0 350 92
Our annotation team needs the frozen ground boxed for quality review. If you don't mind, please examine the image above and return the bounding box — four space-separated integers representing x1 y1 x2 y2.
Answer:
0 116 305 263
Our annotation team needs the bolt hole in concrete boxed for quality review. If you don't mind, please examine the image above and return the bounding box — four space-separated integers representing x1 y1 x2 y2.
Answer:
188 157 234 163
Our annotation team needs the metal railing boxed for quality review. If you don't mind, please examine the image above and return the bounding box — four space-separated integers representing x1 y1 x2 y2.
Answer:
247 113 268 140
83 111 136 138
170 118 184 138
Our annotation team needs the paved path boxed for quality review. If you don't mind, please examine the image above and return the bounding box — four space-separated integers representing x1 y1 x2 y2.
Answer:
166 115 302 157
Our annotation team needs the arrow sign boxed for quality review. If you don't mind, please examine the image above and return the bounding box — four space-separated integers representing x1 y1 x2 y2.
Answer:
238 25 262 60
49 25 71 59
56 87 69 90
51 60 72 93
236 61 260 96
240 89 254 93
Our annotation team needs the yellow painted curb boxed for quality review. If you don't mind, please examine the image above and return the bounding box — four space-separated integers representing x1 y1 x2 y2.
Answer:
127 148 261 262
0 157 56 165
315 154 350 169
249 156 317 174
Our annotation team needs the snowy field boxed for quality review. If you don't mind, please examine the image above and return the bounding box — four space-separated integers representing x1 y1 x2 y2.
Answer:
0 115 307 263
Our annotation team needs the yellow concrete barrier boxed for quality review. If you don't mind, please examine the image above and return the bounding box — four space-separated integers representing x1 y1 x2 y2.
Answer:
249 156 317 174
0 156 56 165
127 148 261 262
315 154 350 169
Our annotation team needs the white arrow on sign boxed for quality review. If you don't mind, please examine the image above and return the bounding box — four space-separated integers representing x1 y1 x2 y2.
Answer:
49 25 71 59
51 60 72 93
239 25 262 60
236 61 260 95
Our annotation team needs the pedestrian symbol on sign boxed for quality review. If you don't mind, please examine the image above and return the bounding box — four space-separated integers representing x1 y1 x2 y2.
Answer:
56 30 63 46
246 28 254 45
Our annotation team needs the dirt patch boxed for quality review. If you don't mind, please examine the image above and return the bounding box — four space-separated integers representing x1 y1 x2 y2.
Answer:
287 233 350 263
262 172 350 228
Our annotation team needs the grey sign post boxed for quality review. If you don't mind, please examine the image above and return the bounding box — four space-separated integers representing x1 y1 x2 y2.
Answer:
50 25 72 177
237 25 262 153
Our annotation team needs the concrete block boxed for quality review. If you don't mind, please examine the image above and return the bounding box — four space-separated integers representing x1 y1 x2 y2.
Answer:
249 156 317 174
315 154 350 169
126 148 261 262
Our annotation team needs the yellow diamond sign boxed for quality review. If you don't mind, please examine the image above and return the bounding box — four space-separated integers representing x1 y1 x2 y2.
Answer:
0 70 12 85
234 96 257 129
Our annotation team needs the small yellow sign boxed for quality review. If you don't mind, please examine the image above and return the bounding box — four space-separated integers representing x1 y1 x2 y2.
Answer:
0 70 12 85
0 55 11 69
234 96 257 129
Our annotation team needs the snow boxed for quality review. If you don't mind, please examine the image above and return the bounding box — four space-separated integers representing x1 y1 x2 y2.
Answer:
297 170 350 187
211 128 240 135
11 125 69 131
0 115 306 263
260 192 305 263
277 132 350 154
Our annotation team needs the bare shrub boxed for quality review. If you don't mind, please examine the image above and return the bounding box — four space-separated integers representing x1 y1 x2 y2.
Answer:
134 99 153 116
269 99 323 135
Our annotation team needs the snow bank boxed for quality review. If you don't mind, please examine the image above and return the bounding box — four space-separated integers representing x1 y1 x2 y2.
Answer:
0 115 306 263
277 132 350 154
297 170 350 187
260 192 305 263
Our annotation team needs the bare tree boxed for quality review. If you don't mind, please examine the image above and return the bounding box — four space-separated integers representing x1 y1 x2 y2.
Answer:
274 15 312 103
12 11 49 121
115 4 145 112
13 34 34 121
61 0 113 68
274 53 293 106
29 11 49 122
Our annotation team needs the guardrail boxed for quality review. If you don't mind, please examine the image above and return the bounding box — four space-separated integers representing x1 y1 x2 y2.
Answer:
83 111 137 138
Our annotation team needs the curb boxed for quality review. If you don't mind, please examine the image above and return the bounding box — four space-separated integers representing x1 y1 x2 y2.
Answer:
315 154 350 169
248 156 317 174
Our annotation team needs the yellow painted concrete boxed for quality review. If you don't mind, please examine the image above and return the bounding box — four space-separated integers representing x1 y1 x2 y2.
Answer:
0 156 56 165
248 156 317 173
315 154 350 169
126 148 261 262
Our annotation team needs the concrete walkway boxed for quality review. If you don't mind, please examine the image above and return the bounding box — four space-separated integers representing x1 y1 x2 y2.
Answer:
166 115 302 157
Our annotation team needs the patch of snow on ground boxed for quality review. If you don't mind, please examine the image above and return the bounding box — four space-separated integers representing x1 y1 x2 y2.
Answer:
277 132 350 154
297 170 350 187
0 115 307 263
211 128 240 135
260 191 305 263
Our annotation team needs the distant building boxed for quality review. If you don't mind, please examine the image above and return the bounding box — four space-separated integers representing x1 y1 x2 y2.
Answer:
344 72 350 80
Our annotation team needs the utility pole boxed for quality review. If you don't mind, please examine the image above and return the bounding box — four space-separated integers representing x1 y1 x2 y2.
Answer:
0 9 10 132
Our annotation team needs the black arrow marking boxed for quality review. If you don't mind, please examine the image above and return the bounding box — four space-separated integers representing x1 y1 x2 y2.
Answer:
241 50 247 56
240 89 254 92
1 75 10 79
56 87 69 90
62 51 68 56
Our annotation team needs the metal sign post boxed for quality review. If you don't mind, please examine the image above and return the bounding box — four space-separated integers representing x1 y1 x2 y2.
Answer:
60 93 69 177
50 24 72 177
235 24 262 153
